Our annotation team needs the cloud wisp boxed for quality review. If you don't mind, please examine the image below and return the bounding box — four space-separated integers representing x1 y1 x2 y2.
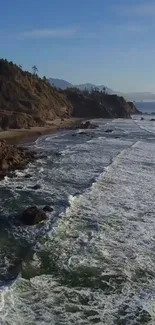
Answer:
17 27 77 39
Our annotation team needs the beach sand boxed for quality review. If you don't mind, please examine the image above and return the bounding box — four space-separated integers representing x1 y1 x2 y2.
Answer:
0 118 83 144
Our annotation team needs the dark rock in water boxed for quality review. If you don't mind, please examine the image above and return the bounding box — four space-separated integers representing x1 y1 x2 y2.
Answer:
150 118 155 121
55 152 62 157
24 174 32 179
81 121 98 129
31 184 41 190
21 206 47 225
105 129 113 133
70 121 98 130
141 117 144 120
43 205 54 212
72 133 77 137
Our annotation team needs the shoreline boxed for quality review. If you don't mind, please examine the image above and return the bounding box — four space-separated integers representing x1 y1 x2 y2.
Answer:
0 118 85 180
0 118 84 145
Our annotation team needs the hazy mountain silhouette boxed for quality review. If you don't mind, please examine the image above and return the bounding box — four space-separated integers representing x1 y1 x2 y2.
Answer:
48 78 72 90
48 78 155 101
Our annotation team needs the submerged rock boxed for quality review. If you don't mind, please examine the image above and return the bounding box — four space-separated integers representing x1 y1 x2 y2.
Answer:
43 205 54 212
31 184 41 190
105 129 113 133
24 174 32 179
21 206 47 225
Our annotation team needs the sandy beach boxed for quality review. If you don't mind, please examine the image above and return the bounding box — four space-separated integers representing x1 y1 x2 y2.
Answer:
0 118 83 144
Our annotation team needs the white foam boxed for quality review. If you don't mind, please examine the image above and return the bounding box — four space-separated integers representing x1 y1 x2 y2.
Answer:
133 115 155 134
33 139 155 324
1 119 155 324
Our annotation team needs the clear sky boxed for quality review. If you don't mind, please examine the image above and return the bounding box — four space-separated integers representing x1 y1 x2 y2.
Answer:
1 0 155 92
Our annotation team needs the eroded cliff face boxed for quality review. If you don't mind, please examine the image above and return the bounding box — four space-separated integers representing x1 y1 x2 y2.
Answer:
0 59 72 129
127 101 141 114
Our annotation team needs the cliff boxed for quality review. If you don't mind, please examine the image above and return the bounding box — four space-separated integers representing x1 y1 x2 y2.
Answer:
0 59 140 130
65 88 140 118
0 59 72 129
127 101 141 114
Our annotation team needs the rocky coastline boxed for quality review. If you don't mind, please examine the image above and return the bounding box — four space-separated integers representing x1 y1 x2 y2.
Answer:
0 120 95 181
0 140 35 180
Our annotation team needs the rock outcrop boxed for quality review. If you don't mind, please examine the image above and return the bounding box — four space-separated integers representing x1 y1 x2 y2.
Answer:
0 112 45 130
0 140 35 179
70 121 98 130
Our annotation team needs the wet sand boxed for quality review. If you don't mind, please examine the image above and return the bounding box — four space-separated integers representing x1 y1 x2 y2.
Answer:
0 118 83 144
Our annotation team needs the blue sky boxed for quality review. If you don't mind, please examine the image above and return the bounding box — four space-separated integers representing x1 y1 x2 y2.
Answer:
1 0 155 92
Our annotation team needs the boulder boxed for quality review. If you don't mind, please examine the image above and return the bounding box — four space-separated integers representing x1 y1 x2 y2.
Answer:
141 117 144 120
21 206 47 225
105 129 113 133
43 206 54 212
150 119 155 121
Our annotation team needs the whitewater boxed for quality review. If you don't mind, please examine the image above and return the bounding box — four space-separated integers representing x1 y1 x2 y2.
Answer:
0 116 155 324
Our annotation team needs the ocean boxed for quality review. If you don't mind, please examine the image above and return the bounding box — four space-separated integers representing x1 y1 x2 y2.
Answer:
135 101 155 114
0 116 155 324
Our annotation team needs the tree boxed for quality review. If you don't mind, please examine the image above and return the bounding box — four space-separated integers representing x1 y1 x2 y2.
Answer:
32 65 38 76
43 76 47 83
103 87 106 94
19 65 22 70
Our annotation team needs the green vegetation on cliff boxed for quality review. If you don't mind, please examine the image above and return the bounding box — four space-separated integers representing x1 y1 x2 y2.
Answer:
65 88 140 118
0 59 140 130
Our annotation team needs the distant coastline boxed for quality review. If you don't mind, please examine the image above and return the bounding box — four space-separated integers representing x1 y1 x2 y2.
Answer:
135 101 155 114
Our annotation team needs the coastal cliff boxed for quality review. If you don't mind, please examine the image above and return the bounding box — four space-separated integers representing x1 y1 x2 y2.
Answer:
65 88 140 118
0 59 72 129
0 59 140 130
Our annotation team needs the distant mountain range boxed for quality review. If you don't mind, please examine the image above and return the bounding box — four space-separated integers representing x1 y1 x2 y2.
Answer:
48 78 155 102
48 78 113 94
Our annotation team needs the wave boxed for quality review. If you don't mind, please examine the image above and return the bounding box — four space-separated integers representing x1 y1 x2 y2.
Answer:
1 120 155 323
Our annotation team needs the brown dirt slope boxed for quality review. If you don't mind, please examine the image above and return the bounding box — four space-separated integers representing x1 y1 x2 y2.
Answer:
0 59 72 129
